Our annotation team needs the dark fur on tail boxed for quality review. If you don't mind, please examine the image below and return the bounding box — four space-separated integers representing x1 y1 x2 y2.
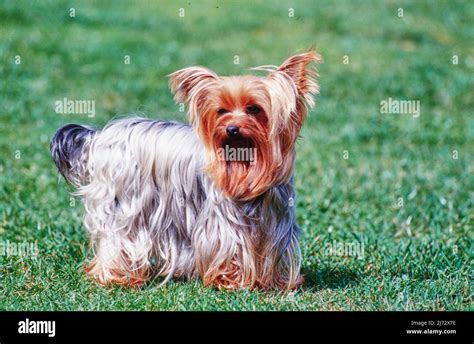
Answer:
50 124 96 185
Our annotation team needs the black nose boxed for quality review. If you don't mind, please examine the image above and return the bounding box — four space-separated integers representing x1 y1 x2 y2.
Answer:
226 125 240 137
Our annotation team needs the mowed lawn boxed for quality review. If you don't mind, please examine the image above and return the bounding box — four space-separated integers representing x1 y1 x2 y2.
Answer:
0 0 472 310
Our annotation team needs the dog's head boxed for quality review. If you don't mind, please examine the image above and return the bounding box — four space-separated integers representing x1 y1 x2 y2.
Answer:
170 50 321 201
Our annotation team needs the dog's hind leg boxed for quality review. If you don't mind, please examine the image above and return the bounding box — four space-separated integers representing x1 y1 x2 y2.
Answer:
73 119 162 287
84 226 153 287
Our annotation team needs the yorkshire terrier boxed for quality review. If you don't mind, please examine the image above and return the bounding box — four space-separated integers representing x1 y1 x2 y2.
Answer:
51 50 320 290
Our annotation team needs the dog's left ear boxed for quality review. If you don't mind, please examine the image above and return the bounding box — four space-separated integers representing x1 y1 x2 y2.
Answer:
275 50 321 109
263 51 321 184
169 66 218 104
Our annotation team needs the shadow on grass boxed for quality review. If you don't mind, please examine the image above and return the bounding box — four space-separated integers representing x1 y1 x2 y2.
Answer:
302 265 360 291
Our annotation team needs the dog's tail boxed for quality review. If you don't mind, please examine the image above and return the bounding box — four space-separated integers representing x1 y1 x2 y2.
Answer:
50 124 96 186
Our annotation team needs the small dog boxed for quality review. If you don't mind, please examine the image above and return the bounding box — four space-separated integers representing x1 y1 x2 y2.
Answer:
51 50 320 290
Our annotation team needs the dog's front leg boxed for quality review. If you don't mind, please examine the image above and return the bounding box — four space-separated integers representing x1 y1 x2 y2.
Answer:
192 201 258 290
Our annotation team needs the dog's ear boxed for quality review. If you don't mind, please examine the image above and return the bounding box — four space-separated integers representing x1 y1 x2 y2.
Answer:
169 66 218 104
265 50 321 135
274 50 321 109
262 50 321 184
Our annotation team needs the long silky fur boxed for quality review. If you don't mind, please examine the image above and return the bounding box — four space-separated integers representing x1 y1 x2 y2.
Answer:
51 51 320 290
51 117 302 289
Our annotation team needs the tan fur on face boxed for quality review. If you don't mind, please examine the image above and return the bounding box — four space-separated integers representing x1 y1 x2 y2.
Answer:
170 50 321 201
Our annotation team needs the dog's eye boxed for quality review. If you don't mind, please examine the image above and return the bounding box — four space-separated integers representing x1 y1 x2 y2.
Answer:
217 108 229 116
246 105 261 115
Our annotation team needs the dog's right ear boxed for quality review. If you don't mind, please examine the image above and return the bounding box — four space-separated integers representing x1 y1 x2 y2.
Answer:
169 66 218 104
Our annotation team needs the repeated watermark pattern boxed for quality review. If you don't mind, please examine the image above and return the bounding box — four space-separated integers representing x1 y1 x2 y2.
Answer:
55 97 95 118
0 240 39 258
380 97 420 118
324 239 365 260
216 145 257 165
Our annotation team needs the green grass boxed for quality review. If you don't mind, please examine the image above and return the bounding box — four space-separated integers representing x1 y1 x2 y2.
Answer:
0 0 472 311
